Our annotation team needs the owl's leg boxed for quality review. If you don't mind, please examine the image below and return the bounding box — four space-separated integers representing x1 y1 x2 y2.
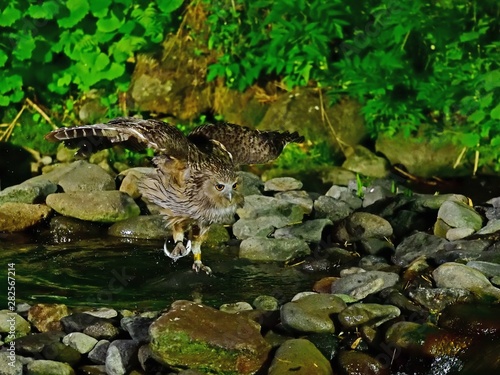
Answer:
163 224 191 261
191 227 211 274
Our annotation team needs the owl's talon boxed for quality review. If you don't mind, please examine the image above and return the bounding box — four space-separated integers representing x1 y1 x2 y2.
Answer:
192 260 212 275
164 239 192 261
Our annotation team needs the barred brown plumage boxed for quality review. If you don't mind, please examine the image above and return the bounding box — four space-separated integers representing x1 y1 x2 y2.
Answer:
46 117 304 274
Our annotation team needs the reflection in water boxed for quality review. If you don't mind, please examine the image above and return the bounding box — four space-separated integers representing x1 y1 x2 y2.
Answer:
0 236 317 310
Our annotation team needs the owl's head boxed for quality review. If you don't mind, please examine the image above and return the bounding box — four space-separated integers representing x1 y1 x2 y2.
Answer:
203 172 243 207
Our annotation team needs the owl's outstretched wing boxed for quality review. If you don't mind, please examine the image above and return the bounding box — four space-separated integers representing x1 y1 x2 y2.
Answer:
45 117 190 159
188 122 304 165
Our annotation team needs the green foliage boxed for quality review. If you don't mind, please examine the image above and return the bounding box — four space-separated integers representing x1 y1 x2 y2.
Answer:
205 0 349 90
0 0 183 108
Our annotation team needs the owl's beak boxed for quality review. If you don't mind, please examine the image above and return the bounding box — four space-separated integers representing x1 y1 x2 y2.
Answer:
225 190 233 202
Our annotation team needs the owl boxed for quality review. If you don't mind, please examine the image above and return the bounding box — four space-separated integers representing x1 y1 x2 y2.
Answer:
46 117 304 273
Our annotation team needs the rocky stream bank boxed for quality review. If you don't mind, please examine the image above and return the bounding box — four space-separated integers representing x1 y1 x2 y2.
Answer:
1 160 500 374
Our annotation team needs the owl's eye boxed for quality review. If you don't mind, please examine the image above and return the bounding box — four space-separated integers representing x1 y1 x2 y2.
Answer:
215 183 225 191
232 182 238 189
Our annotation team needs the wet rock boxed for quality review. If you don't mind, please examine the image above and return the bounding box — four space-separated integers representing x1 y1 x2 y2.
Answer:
268 338 333 375
409 288 475 312
28 304 69 332
239 237 310 261
108 215 169 240
236 194 304 223
62 332 98 354
434 200 483 239
13 331 65 355
313 277 336 293
0 310 31 339
338 303 400 328
0 351 23 375
42 341 81 366
77 365 107 375
342 145 390 178
105 340 139 375
233 216 289 240
61 313 111 333
0 178 57 205
120 316 154 344
57 161 115 192
432 262 500 300
362 184 395 208
428 238 490 264
49 216 105 243
83 320 120 341
274 190 314 214
393 232 448 267
325 185 363 209
338 350 390 375
219 301 253 314
330 270 399 300
0 203 52 232
476 218 500 234
342 212 393 240
274 218 332 243
88 340 110 365
264 177 303 191
149 300 271 374
385 321 423 350
314 195 354 222
307 333 340 362
458 340 500 375
280 294 346 333
438 303 500 337
253 295 279 311
203 223 230 247
27 359 75 375
46 191 140 223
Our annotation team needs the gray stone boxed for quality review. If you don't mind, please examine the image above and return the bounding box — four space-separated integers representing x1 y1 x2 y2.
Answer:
393 232 448 267
88 340 110 365
253 295 279 311
385 321 423 349
274 219 332 243
83 320 120 340
334 212 393 244
268 339 333 375
264 177 303 191
26 360 75 375
232 216 289 240
325 185 363 210
281 294 346 333
432 262 500 300
0 351 23 375
83 308 118 319
0 310 30 339
12 331 65 355
108 215 169 239
445 227 475 240
362 185 395 207
331 270 399 300
275 190 313 214
342 145 390 178
236 171 263 196
62 332 98 354
41 342 81 366
239 237 310 261
219 302 253 314
105 340 139 375
412 193 469 211
0 203 52 232
476 218 500 234
0 179 57 205
466 261 500 277
46 191 140 223
57 161 115 192
237 195 304 223
338 303 400 328
435 200 483 238
314 195 354 222
120 316 154 343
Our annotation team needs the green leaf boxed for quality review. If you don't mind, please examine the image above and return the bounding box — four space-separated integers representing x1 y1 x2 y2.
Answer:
459 31 479 43
483 70 500 92
468 110 485 124
0 95 10 106
459 133 479 147
13 35 36 61
103 62 125 80
94 53 110 71
0 49 7 67
27 1 61 19
97 11 123 32
157 0 184 14
58 0 90 28
0 5 22 27
491 103 500 120
89 0 111 17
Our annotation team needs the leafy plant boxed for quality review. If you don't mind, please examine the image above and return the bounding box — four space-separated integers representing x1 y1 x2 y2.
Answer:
205 0 349 90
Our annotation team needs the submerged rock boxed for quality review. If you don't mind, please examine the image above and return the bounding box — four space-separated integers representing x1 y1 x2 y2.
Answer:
338 303 400 328
268 339 333 375
108 215 169 240
149 300 271 374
